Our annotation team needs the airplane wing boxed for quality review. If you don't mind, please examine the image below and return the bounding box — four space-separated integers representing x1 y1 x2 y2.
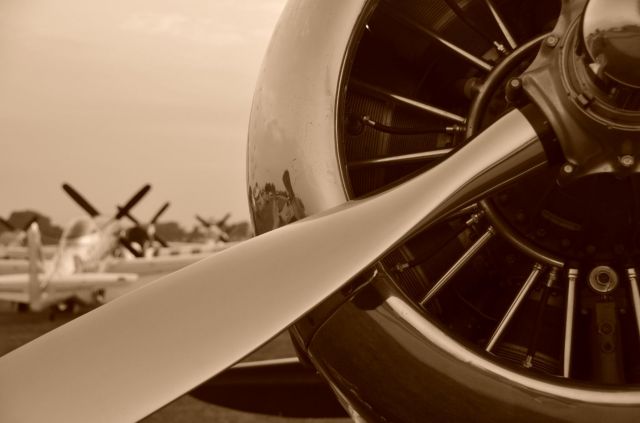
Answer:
0 274 36 303
44 272 138 291
0 272 137 304
105 254 211 276
0 259 28 275
0 245 57 260
148 241 239 256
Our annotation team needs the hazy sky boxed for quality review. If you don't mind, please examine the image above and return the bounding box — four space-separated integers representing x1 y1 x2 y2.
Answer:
0 0 287 229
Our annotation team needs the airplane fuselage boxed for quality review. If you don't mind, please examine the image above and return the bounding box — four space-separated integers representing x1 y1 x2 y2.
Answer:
47 216 121 277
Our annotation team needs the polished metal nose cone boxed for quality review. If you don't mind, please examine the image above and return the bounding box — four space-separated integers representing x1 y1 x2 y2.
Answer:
583 0 640 90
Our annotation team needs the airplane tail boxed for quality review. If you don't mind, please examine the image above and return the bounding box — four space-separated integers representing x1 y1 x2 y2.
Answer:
26 221 45 310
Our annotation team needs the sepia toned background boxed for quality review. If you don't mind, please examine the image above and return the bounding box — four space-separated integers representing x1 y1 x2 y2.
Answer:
0 0 287 228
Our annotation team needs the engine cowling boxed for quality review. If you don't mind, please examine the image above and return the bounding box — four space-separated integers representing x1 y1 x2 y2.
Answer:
248 0 640 421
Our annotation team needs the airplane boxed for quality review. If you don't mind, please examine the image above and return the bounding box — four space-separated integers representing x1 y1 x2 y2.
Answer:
2 0 640 421
120 210 241 258
0 222 137 312
0 183 153 276
0 183 154 310
118 201 172 255
118 205 235 257
58 185 217 276
194 213 231 243
165 212 246 254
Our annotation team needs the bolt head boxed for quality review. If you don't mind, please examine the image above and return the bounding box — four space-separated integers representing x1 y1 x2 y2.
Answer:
562 163 574 174
545 35 559 47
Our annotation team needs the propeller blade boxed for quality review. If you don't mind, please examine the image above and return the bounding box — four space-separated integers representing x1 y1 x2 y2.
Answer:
153 232 170 248
150 202 171 224
119 203 170 247
118 237 143 258
0 110 546 422
149 202 171 247
117 207 141 225
282 170 295 199
0 217 16 231
114 184 151 220
196 214 211 228
62 183 101 217
217 212 231 226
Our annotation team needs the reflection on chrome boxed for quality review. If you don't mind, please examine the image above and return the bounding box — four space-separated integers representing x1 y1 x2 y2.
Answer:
583 0 640 89
250 170 306 234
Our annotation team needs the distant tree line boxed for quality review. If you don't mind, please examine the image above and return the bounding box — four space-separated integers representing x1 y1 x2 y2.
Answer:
1 210 63 245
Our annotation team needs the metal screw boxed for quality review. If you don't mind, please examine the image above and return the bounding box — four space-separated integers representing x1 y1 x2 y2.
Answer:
620 155 635 167
562 163 574 174
545 35 559 47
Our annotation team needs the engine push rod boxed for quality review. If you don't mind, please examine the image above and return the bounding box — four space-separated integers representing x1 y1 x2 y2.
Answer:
626 268 640 344
419 225 495 306
523 267 559 369
486 262 544 352
563 268 578 378
387 7 494 72
442 0 509 55
351 79 467 124
483 0 518 49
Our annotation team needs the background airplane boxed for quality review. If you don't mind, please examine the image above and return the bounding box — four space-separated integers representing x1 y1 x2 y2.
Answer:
117 204 237 255
118 210 242 258
0 221 136 312
0 182 154 311
0 181 235 310
0 183 152 276
48 184 217 278
195 213 231 243
118 201 172 255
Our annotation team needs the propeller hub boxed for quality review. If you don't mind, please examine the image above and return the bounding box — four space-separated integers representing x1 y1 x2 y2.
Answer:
520 0 640 185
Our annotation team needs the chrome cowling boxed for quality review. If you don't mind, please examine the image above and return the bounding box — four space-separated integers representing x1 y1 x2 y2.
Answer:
248 0 640 421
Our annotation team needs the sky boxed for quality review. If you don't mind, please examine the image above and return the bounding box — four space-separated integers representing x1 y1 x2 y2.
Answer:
0 0 287 230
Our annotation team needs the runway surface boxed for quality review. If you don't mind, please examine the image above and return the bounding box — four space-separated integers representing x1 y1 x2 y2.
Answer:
0 272 352 422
